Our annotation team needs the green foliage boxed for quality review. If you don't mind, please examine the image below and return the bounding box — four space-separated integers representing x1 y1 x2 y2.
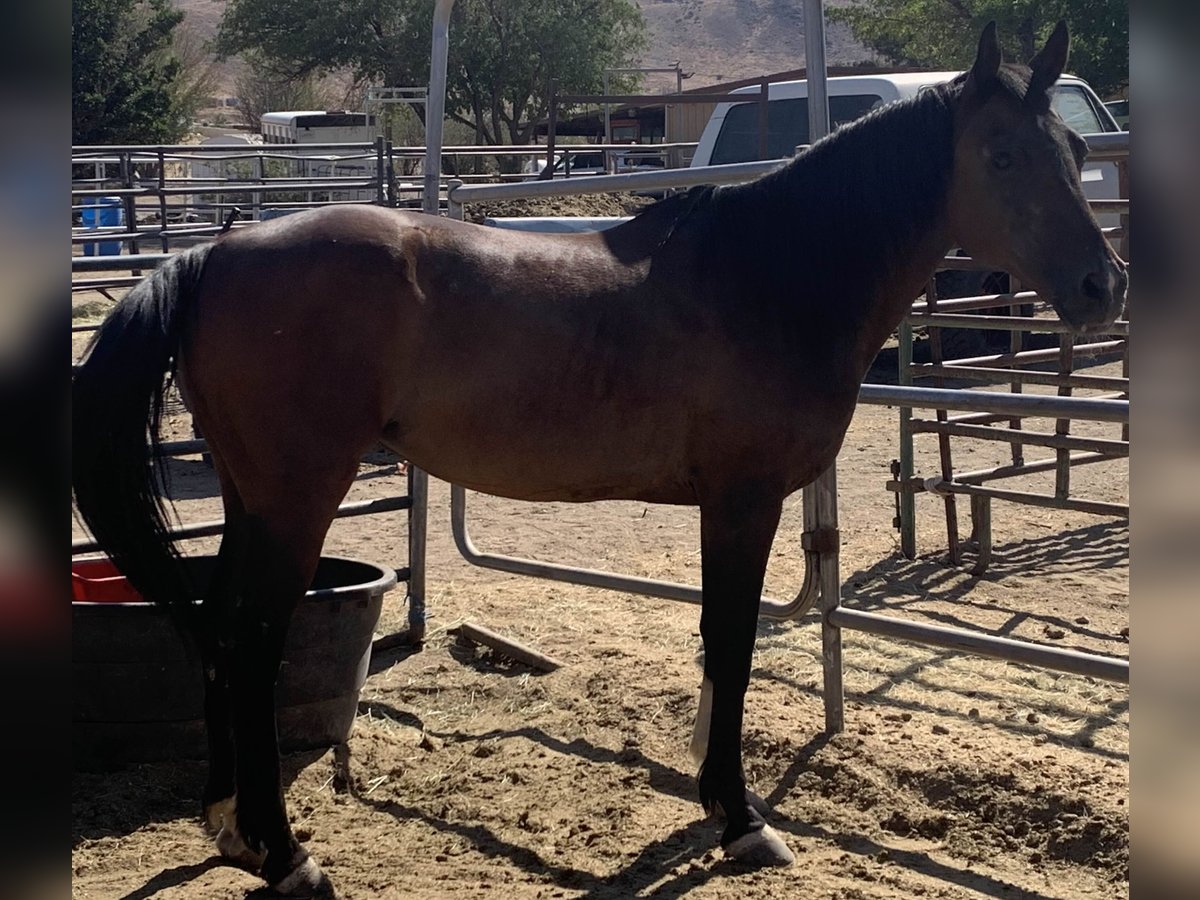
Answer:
829 1 1128 97
72 0 189 144
215 0 648 145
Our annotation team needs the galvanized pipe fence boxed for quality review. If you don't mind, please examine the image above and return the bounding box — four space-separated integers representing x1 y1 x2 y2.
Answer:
71 139 697 282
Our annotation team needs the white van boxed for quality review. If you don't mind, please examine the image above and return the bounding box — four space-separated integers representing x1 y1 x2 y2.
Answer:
689 72 1122 213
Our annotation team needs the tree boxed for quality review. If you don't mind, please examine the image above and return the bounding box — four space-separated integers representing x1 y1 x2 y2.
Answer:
170 21 223 127
214 0 648 147
72 0 188 144
232 52 337 131
828 1 1128 97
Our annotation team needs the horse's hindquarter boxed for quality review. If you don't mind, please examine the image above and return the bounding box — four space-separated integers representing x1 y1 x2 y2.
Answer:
180 208 424 501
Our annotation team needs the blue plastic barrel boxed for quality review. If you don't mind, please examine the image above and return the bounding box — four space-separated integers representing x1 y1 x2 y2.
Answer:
81 196 125 256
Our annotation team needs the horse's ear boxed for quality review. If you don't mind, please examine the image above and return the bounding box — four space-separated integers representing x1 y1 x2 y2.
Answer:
968 21 1002 92
1027 21 1070 104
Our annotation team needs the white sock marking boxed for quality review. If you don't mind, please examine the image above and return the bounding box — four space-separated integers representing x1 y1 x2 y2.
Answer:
205 795 235 833
274 856 324 894
689 677 714 766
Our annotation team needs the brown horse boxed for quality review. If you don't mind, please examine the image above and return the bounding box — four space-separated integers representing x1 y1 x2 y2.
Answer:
74 23 1125 894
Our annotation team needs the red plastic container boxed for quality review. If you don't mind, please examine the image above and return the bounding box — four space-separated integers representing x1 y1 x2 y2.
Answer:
71 558 146 603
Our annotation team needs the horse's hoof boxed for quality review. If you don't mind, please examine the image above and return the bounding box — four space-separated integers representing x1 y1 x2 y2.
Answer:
271 853 332 897
724 824 795 867
215 824 266 871
208 797 267 871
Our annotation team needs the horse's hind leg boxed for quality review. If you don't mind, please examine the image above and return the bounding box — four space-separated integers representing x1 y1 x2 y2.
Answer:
223 493 354 896
196 473 260 865
201 452 359 895
694 487 795 866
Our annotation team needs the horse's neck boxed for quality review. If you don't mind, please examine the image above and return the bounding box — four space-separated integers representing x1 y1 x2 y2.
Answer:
722 92 957 373
856 227 954 371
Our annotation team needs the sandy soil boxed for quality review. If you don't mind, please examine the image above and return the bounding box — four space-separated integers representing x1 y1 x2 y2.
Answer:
71 221 1128 899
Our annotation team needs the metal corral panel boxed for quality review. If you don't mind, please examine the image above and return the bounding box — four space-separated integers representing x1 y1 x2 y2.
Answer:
482 217 630 233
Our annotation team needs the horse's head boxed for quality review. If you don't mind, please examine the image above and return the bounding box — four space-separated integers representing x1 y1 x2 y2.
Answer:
947 22 1127 333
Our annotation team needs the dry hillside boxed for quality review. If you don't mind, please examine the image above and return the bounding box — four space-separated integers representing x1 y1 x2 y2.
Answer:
636 0 873 86
171 0 875 97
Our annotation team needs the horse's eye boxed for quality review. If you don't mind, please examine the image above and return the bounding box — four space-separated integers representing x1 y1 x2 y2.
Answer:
992 151 1012 171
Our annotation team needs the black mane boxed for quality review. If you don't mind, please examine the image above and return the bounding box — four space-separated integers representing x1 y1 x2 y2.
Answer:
989 62 1043 107
702 79 960 314
604 182 718 260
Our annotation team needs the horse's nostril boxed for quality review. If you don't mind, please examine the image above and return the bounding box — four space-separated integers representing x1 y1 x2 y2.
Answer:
1081 272 1109 303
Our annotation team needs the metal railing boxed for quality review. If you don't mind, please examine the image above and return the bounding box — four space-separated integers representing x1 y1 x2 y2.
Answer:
70 139 699 270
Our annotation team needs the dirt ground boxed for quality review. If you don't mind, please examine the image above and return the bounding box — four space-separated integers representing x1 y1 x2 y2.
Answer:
71 215 1128 899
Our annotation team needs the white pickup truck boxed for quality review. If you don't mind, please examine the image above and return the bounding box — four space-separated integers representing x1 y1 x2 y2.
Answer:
689 71 1122 213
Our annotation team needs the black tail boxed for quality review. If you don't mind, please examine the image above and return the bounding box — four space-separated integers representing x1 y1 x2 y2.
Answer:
72 244 214 610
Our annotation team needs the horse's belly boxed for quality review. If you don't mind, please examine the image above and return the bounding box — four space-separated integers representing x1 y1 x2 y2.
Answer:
382 409 698 504
382 380 856 507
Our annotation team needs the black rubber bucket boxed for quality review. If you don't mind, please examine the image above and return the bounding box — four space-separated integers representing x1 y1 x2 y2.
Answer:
72 556 396 771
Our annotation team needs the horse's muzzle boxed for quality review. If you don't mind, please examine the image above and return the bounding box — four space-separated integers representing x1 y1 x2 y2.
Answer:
1056 255 1128 333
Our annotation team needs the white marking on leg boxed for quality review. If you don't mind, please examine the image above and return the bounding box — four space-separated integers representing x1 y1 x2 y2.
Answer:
210 795 266 870
205 795 235 834
273 853 327 895
689 677 714 766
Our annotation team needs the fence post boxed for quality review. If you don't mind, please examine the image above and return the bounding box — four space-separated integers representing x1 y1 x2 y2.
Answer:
253 154 263 221
897 319 916 558
157 147 169 252
756 78 770 159
121 151 141 269
446 179 464 222
545 81 559 179
387 141 399 208
1054 336 1075 500
406 466 428 643
1008 276 1027 467
375 135 386 206
926 277 961 564
810 465 844 734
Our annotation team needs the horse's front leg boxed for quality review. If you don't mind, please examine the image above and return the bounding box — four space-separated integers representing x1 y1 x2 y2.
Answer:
693 488 795 866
